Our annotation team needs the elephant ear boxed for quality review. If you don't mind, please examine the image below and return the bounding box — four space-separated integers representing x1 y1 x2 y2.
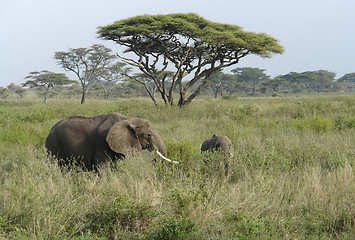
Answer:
106 120 142 154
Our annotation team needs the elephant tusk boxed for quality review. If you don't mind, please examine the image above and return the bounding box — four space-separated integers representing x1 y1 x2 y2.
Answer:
156 150 179 164
229 152 234 157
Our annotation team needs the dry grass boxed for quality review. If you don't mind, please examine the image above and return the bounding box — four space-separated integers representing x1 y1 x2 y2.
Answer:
0 95 354 239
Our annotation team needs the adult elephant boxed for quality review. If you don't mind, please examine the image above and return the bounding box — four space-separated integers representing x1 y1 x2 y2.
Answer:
45 112 176 170
201 135 233 157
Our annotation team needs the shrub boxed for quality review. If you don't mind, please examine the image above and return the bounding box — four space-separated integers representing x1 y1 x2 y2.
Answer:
227 105 258 122
84 195 154 239
292 116 334 132
148 216 196 240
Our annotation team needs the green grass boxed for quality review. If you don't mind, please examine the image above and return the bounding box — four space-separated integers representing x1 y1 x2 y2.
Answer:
0 95 354 239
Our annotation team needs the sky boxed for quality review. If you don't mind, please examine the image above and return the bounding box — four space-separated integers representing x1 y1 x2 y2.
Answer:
1 0 355 87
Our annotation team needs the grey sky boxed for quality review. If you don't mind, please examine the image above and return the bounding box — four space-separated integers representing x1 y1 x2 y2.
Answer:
1 0 354 87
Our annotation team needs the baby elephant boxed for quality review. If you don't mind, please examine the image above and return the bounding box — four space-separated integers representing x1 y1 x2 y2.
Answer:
201 135 233 157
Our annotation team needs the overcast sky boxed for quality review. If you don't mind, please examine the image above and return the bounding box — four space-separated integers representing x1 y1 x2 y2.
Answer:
1 0 354 87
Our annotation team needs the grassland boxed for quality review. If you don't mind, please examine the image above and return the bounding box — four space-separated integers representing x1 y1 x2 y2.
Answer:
0 95 354 239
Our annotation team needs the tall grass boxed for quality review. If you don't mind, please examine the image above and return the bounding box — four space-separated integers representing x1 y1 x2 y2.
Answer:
0 95 354 239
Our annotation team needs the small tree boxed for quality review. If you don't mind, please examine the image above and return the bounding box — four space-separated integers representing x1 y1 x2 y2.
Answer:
23 70 75 103
337 73 355 91
54 44 116 104
96 62 131 99
208 71 237 98
262 78 286 94
276 72 305 92
0 87 10 99
231 67 270 95
301 70 335 93
7 83 26 98
98 13 284 106
66 83 82 99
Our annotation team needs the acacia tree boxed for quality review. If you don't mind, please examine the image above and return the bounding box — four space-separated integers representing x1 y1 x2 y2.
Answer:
54 44 116 104
262 78 286 94
7 83 26 98
23 70 74 103
125 71 176 106
301 70 335 93
337 73 355 91
0 87 10 99
96 62 131 99
129 73 159 106
97 13 284 106
208 71 237 98
231 67 270 95
276 72 304 92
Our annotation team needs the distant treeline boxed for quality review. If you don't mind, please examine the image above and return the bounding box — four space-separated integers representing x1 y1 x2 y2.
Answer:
1 68 354 101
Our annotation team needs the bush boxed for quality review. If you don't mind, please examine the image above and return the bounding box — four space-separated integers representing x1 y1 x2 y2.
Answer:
292 116 334 132
84 196 154 239
148 216 196 240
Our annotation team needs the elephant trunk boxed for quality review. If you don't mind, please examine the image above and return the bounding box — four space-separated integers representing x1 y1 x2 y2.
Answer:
152 135 167 156
152 135 178 164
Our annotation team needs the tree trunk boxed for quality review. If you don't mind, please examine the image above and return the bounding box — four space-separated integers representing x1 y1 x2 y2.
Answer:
81 92 86 104
143 84 158 107
81 87 89 104
178 91 187 107
177 81 208 106
44 87 49 103
103 88 108 99
184 78 209 106
81 83 91 104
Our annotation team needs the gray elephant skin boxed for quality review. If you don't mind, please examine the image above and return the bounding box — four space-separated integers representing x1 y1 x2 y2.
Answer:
45 112 168 170
201 135 233 156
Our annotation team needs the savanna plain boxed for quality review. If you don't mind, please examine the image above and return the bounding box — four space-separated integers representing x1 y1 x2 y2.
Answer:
0 94 354 239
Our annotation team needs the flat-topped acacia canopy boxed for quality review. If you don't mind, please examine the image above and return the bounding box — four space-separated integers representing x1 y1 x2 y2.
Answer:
98 13 284 106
